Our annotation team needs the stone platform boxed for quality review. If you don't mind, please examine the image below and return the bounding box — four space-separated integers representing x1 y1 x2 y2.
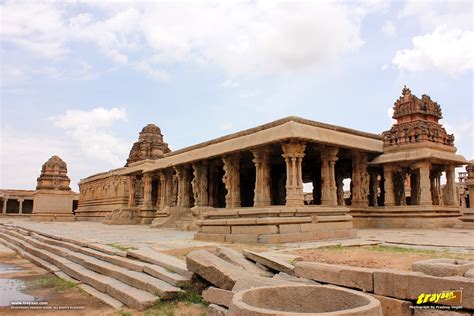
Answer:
195 206 355 243
351 206 461 229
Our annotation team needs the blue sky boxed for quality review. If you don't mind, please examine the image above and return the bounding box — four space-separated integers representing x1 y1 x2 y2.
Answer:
1 0 473 191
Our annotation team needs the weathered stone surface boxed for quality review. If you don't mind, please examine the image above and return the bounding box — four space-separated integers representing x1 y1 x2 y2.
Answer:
294 261 375 292
105 280 158 311
207 304 228 316
186 250 246 290
231 275 291 293
242 250 295 275
229 284 382 316
413 309 467 315
370 294 413 316
465 268 474 279
373 269 474 309
412 259 474 277
128 247 192 278
79 284 124 309
202 287 234 307
216 246 273 277
272 272 319 285
143 264 191 287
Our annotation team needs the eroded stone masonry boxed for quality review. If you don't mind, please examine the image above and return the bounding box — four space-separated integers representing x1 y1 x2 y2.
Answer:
2 87 473 242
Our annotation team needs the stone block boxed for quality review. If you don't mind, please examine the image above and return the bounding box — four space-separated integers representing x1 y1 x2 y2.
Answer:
465 269 474 279
225 234 259 243
186 250 246 290
231 275 290 293
369 294 413 316
256 216 311 225
194 233 226 242
200 225 231 234
279 224 302 233
202 287 233 307
317 215 353 222
207 304 228 316
258 232 315 243
225 218 257 225
294 261 374 292
216 246 273 277
374 269 474 309
273 272 319 285
231 225 278 234
242 250 295 275
412 259 474 277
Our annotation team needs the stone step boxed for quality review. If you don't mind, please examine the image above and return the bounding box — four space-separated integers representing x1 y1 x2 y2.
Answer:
29 231 191 287
3 230 183 300
128 247 193 278
0 231 157 310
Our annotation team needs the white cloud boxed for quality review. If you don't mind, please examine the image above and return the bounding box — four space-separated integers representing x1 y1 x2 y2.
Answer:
134 61 169 81
382 20 396 37
1 1 383 80
50 107 129 166
0 1 67 58
392 26 473 75
401 0 472 31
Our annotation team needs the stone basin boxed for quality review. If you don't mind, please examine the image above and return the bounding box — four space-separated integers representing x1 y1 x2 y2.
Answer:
228 284 382 316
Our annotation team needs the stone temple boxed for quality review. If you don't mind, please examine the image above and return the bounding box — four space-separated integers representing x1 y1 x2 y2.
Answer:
71 87 471 243
2 87 472 243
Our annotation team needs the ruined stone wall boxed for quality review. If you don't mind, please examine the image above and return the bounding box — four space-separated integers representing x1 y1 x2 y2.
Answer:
75 169 129 221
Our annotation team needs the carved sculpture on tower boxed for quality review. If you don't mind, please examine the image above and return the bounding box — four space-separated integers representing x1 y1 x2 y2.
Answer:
126 124 171 166
382 86 454 148
32 155 77 222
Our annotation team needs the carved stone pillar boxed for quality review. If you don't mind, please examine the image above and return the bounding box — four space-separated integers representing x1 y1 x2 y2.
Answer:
159 169 174 209
128 175 136 207
142 172 153 208
175 166 191 208
384 166 395 207
415 161 432 206
192 162 208 207
352 151 369 208
430 169 442 205
2 198 7 213
252 147 271 207
320 146 338 206
370 171 379 206
222 155 241 208
336 172 345 206
281 142 306 207
208 162 217 207
18 198 24 214
444 164 456 206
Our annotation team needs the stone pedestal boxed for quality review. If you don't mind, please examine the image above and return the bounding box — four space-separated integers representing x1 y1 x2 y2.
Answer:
31 190 76 222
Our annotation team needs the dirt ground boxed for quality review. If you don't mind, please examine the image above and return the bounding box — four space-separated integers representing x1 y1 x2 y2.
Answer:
288 245 474 271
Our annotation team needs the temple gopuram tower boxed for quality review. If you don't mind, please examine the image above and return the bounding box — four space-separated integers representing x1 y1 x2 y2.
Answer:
32 155 77 221
362 86 466 228
126 124 170 166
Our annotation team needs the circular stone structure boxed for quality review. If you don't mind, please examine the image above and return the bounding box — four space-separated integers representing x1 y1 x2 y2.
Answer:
228 285 382 316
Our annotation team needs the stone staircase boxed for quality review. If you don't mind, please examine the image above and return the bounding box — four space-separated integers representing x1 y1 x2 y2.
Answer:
0 224 194 311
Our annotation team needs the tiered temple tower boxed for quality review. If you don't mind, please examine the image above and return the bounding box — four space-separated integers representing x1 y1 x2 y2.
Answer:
36 156 71 191
382 86 454 148
126 124 171 166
